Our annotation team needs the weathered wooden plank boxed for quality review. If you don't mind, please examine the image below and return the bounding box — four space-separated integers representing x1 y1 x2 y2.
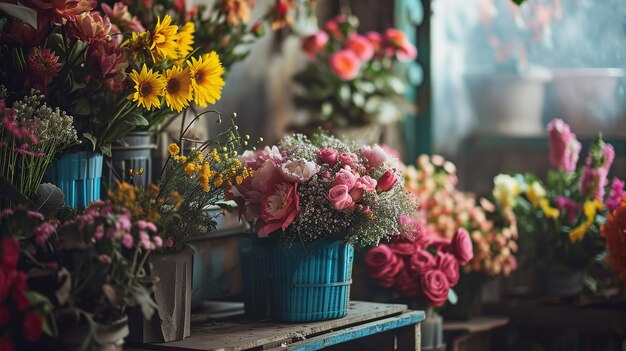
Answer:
397 320 421 351
443 317 509 334
265 311 425 351
134 301 410 351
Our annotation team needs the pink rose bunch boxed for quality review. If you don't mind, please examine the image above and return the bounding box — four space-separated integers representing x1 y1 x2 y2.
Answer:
229 134 418 246
365 216 472 307
403 154 519 277
300 15 417 81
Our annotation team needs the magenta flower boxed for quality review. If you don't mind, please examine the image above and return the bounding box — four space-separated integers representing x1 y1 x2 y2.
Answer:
86 40 128 92
580 141 614 201
606 178 625 210
122 233 134 249
555 196 579 225
547 119 581 173
26 47 61 96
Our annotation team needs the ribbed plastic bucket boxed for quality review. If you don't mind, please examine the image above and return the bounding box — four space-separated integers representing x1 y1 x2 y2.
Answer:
47 152 103 209
271 240 354 323
239 237 273 319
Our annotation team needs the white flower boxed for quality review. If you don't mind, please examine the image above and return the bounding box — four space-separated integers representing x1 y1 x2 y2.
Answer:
279 159 320 183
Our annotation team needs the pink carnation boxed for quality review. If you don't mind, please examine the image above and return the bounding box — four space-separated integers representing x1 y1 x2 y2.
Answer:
346 34 374 61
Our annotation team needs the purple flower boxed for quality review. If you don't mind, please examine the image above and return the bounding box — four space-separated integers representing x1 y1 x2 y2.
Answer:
555 196 579 225
606 178 625 210
33 222 55 245
547 119 581 173
580 141 615 201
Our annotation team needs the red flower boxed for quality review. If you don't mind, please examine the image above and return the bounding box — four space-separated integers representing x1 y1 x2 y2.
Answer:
364 244 404 288
409 250 435 274
26 47 61 95
376 170 398 192
20 0 96 24
601 196 626 289
0 238 19 269
22 312 43 342
86 40 129 92
396 270 420 298
436 251 460 286
420 270 450 307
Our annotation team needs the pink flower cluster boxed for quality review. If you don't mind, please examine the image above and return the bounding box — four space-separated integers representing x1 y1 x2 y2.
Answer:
0 100 43 158
301 15 417 81
365 216 473 307
404 154 519 277
229 138 405 241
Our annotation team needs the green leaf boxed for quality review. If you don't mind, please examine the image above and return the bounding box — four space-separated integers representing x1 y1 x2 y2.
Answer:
100 144 112 157
128 283 157 320
82 133 97 151
123 113 149 127
0 3 37 29
512 0 526 4
448 288 458 305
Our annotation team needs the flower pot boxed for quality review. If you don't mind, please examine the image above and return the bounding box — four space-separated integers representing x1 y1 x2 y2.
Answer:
239 236 273 319
548 68 625 135
466 70 551 135
421 310 445 351
538 267 584 296
60 316 128 351
108 131 156 187
47 151 103 209
128 247 193 343
271 239 354 323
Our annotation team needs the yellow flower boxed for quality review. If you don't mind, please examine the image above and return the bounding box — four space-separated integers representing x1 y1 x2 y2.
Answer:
569 223 588 243
213 174 223 187
128 64 165 111
236 175 243 185
163 65 193 112
568 200 603 243
212 148 222 163
151 15 179 61
187 51 225 107
493 174 521 210
184 163 196 176
539 199 560 220
199 174 210 192
123 31 152 64
176 22 195 59
168 143 180 156
526 181 546 207
202 163 211 178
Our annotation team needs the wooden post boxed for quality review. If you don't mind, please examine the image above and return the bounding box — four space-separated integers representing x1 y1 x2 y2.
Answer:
397 323 421 351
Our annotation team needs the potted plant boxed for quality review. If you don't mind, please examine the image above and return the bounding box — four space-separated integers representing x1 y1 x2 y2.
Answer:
228 133 418 322
292 15 417 143
0 88 78 208
503 119 623 295
403 154 519 319
364 217 473 350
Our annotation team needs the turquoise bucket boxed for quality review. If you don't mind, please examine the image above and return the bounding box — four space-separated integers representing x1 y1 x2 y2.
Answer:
48 152 103 209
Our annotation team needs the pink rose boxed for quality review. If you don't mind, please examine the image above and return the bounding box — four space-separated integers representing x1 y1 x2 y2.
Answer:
301 31 329 58
360 145 389 169
349 175 376 201
420 270 450 307
329 50 361 81
449 228 473 264
384 28 417 61
396 271 421 298
364 245 404 288
349 186 364 202
376 170 398 192
328 184 355 211
436 252 460 286
338 152 358 168
258 182 300 237
409 250 435 274
318 148 339 166
365 31 386 55
331 168 357 189
390 242 417 257
346 34 374 61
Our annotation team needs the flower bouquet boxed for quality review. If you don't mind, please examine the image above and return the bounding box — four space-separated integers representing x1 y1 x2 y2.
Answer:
228 133 418 321
293 15 417 133
402 154 518 318
505 119 623 294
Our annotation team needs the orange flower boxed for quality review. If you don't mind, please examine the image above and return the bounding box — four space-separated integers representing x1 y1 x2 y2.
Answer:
221 0 252 25
601 196 626 288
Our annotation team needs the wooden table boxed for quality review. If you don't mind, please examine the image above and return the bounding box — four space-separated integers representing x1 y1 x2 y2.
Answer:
443 316 509 351
127 301 425 351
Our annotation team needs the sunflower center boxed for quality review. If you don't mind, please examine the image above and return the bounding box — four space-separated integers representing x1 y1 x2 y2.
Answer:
167 78 180 94
139 82 153 96
195 70 205 84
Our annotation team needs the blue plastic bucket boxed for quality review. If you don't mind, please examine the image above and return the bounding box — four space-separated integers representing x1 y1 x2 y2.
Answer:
47 152 103 209
239 237 273 319
271 240 354 323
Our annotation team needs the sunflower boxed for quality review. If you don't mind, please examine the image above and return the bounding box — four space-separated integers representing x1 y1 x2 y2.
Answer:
163 65 192 112
128 64 165 111
176 22 195 60
151 15 178 61
187 51 225 107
